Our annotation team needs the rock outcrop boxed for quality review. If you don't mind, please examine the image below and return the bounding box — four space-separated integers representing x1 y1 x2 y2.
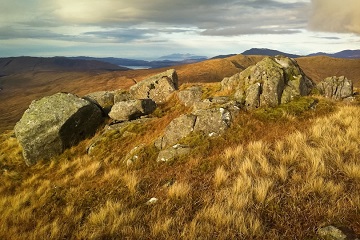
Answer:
155 114 197 150
108 99 156 121
129 69 178 103
84 91 115 114
177 86 203 107
317 76 353 100
15 93 103 165
317 225 359 240
156 144 190 162
221 56 314 109
156 105 233 150
193 108 231 135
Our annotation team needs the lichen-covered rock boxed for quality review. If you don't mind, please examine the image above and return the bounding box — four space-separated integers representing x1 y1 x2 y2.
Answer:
220 56 314 108
124 144 146 166
193 108 231 135
108 99 156 121
15 93 103 165
156 145 191 162
317 225 359 240
221 73 243 91
84 91 114 114
245 83 261 109
113 89 133 103
317 76 353 100
177 86 202 107
156 114 197 150
129 69 178 103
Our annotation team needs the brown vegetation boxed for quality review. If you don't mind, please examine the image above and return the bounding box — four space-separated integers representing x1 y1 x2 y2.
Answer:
0 90 359 239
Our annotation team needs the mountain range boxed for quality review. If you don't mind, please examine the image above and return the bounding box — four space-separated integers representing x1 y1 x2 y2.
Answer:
71 49 360 68
240 48 360 59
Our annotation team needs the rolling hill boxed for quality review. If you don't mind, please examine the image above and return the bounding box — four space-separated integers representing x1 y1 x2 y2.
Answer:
0 53 360 239
1 54 359 133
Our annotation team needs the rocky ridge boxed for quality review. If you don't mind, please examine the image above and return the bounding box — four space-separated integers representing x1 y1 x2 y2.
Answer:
14 57 355 166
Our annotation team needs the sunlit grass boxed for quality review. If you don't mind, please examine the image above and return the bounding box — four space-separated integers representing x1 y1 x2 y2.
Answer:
0 98 359 239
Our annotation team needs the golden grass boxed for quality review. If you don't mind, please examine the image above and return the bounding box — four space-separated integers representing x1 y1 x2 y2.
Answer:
0 99 360 239
168 181 191 200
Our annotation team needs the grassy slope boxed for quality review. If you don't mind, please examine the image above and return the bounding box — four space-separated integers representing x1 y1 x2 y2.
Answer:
0 87 360 239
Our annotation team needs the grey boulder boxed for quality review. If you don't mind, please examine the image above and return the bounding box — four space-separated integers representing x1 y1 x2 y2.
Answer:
317 76 353 100
177 86 203 107
129 69 178 104
84 91 114 114
108 99 156 121
14 93 103 166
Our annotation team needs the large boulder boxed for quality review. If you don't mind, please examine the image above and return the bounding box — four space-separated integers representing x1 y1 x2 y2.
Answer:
177 86 203 107
113 89 133 103
14 93 103 166
221 56 314 108
317 76 353 100
155 114 197 150
193 108 232 135
129 69 178 104
83 91 114 114
108 99 156 121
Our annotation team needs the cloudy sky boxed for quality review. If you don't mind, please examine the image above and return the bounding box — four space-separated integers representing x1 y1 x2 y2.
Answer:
0 0 359 59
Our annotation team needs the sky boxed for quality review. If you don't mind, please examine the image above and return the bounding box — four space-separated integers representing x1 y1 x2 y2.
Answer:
0 0 359 59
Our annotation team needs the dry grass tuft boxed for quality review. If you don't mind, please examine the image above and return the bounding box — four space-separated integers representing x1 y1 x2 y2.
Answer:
168 181 191 200
213 166 229 188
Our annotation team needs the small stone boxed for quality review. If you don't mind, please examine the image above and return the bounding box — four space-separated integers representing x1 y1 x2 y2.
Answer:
146 197 158 205
317 226 347 240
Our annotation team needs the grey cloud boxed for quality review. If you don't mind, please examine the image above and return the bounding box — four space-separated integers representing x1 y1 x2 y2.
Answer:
308 0 360 34
0 0 310 43
52 0 310 35
0 26 64 40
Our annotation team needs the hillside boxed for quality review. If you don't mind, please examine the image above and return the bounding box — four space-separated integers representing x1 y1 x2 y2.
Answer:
0 78 360 239
0 57 125 76
1 54 360 133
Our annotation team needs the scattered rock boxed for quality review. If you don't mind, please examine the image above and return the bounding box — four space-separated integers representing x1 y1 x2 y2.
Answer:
193 107 232 135
123 144 146 166
317 76 353 100
130 69 178 103
156 114 197 150
177 86 203 107
108 99 156 121
220 56 314 108
113 89 133 103
105 118 154 132
317 225 359 240
146 197 158 205
83 91 114 114
156 145 191 162
15 93 103 165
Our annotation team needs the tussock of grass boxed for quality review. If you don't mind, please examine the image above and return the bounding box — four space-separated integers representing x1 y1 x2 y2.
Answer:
0 98 360 239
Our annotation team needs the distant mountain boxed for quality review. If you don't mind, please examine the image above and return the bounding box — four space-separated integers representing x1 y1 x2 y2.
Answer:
157 53 207 61
211 54 237 59
307 50 360 58
240 48 360 59
71 56 207 69
242 48 301 58
70 57 149 67
0 57 125 75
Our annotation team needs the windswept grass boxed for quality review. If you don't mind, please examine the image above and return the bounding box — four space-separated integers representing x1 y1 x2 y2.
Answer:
0 97 359 239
